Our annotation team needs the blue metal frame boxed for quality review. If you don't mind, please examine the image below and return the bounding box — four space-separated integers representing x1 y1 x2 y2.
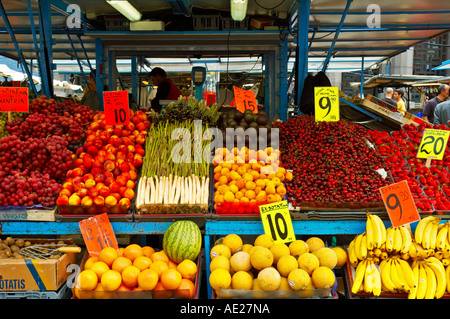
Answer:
360 56 364 98
321 0 353 72
66 29 89 89
339 97 381 121
295 0 311 108
95 38 104 110
279 38 288 121
131 56 138 103
37 0 54 97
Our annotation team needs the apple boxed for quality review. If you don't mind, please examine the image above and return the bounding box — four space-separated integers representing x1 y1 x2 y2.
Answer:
126 180 136 190
104 160 115 172
104 176 115 186
94 173 106 184
85 179 96 189
109 182 121 193
93 196 105 205
77 188 89 198
123 188 135 200
120 161 131 173
105 195 118 206
91 167 103 177
99 186 111 198
112 167 122 177
81 196 93 206
87 145 99 156
56 195 69 206
88 187 99 198
118 198 131 209
68 194 81 206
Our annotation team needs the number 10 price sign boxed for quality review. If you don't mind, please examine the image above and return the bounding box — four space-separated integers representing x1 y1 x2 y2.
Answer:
103 90 130 126
259 201 295 244
379 180 420 228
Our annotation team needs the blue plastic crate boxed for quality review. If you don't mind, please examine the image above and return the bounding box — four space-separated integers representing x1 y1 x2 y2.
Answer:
0 282 71 299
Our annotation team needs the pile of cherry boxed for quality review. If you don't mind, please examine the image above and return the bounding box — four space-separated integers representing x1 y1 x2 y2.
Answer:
369 122 450 214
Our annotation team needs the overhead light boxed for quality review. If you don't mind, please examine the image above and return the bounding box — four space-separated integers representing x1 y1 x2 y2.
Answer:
230 0 248 21
106 1 142 22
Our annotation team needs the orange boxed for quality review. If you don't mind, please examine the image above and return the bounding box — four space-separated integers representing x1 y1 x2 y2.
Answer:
277 185 286 196
177 259 198 279
123 244 144 262
116 283 132 291
214 172 222 182
245 181 256 190
98 247 118 267
111 256 132 273
138 269 159 290
242 173 253 182
153 281 173 299
218 185 231 195
117 247 125 257
168 260 178 269
142 246 155 258
214 165 222 174
235 191 244 200
218 175 228 185
161 269 182 290
122 265 141 288
100 270 122 291
151 250 169 264
133 256 153 271
176 278 196 299
244 190 256 200
235 179 246 190
90 261 110 280
150 260 169 277
285 172 293 181
236 166 247 176
84 256 99 270
78 269 98 290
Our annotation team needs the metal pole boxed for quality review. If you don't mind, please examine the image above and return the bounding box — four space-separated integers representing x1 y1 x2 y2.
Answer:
295 0 311 108
0 0 38 97
66 29 89 89
360 56 365 98
37 0 54 97
279 37 288 121
95 38 104 111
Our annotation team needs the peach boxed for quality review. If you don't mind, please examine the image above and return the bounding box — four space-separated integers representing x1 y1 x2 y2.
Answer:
112 167 122 177
86 145 99 156
123 188 135 200
105 195 118 206
133 154 143 167
72 167 84 178
59 188 72 197
136 122 146 132
68 194 81 206
93 196 105 206
104 160 115 172
135 134 146 145
109 182 121 193
82 173 94 182
77 188 89 198
111 193 121 202
129 170 138 181
104 171 114 179
90 167 103 176
81 196 93 206
104 144 116 154
113 137 124 147
88 187 99 198
105 153 116 161
89 121 101 131
56 195 69 206
74 158 84 168
126 180 135 190
127 145 135 154
116 151 127 161
119 186 127 197
117 145 128 154
62 182 74 193
98 150 107 157
104 176 115 186
118 198 131 209
94 182 106 191
120 161 131 173
99 186 111 198
94 174 106 184
85 179 96 189
99 131 111 141
125 123 135 132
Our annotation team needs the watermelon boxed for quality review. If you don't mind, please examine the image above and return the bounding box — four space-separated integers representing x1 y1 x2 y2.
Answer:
163 220 202 264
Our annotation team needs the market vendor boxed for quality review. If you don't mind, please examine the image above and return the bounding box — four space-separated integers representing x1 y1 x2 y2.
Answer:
149 67 181 113
422 84 449 123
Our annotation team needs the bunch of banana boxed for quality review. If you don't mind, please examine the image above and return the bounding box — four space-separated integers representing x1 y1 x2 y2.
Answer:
385 225 412 255
351 257 382 296
414 215 441 250
379 255 415 294
409 257 447 299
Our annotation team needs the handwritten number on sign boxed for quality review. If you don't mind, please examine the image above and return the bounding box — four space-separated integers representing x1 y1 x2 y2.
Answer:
114 108 127 124
420 136 445 155
386 193 403 221
319 97 332 118
266 213 288 241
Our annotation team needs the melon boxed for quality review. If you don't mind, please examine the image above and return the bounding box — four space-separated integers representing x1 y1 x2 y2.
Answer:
163 220 202 263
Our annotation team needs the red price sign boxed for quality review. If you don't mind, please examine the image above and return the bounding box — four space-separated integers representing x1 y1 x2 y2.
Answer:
0 87 29 112
233 86 258 114
79 213 118 257
103 90 130 125
379 180 420 228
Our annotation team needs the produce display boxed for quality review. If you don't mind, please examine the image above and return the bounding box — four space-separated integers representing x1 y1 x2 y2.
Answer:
56 110 149 215
369 123 450 213
0 112 26 138
349 213 450 299
277 116 392 210
208 234 347 298
74 221 201 299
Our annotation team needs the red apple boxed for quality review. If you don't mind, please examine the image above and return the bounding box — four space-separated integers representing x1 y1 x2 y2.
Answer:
99 186 111 198
87 145 99 156
56 195 69 206
91 167 103 176
120 161 131 173
88 187 99 198
109 182 121 193
94 174 106 184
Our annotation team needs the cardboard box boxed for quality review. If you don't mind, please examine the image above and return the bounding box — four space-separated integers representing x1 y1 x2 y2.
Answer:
0 239 75 291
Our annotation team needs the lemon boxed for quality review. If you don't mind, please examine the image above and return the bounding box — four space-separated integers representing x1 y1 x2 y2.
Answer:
210 244 231 259
230 251 252 272
278 276 291 291
289 240 309 257
305 237 325 253
269 243 290 264
313 247 338 269
287 268 311 291
332 246 348 267
297 253 320 275
250 246 274 270
210 255 231 272
231 271 253 290
223 234 243 254
311 266 336 289
224 191 235 202
257 267 281 291
254 234 274 249
209 268 231 291
241 244 253 254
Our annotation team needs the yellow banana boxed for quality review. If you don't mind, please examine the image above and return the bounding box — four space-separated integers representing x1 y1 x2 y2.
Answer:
424 263 437 299
348 240 359 268
366 213 374 251
430 221 439 250
360 232 368 260
354 233 364 261
400 225 412 254
381 258 397 293
372 264 382 296
364 259 375 294
415 216 436 245
442 258 450 267
425 257 446 299
434 251 443 260
408 261 420 299
436 221 449 251
386 227 395 253
401 252 410 260
397 258 416 289
372 214 386 246
446 265 450 294
416 263 428 299
374 248 382 258
351 259 367 295
380 251 388 260
393 227 403 253
393 258 411 293
390 259 407 292
409 241 418 259
422 220 435 250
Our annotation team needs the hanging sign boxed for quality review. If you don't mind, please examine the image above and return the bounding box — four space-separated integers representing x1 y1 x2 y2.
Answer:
79 213 118 256
379 180 420 228
259 200 295 244
233 86 258 114
0 87 29 112
417 128 450 161
314 87 339 122
103 90 130 125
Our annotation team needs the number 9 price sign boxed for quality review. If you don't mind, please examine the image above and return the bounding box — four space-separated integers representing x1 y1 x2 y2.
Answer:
103 90 130 126
379 180 420 228
314 87 339 122
259 201 295 244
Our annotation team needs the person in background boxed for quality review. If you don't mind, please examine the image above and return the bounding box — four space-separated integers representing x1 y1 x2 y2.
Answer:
381 87 397 108
433 99 450 127
149 67 181 113
422 84 450 123
393 89 406 115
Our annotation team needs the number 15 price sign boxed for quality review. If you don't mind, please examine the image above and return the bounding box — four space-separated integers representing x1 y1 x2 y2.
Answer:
259 201 295 244
379 180 420 228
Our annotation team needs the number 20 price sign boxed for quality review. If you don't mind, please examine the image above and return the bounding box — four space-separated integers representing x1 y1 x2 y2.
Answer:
103 90 130 126
417 128 450 162
379 180 420 228
259 201 295 244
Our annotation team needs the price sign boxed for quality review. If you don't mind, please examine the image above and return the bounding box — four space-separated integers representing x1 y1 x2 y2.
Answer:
0 87 29 112
379 180 420 228
103 90 130 125
314 87 339 122
79 213 118 256
417 128 450 161
259 201 295 244
233 86 258 114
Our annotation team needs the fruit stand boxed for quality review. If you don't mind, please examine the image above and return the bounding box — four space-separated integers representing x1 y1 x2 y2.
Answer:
1 0 450 309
